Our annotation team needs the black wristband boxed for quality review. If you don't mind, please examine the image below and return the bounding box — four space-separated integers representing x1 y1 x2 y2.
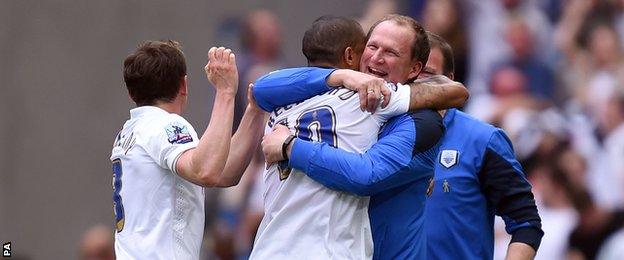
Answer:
282 135 296 160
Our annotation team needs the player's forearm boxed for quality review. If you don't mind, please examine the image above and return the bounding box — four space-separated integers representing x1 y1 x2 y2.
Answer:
505 242 536 260
289 139 415 196
217 105 267 187
190 91 236 185
286 140 374 195
407 75 469 110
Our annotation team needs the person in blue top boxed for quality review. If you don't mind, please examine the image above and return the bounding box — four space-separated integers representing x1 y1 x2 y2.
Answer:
255 15 467 259
419 33 543 260
259 30 544 259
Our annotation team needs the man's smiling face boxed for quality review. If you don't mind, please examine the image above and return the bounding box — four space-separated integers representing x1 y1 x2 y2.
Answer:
360 20 421 84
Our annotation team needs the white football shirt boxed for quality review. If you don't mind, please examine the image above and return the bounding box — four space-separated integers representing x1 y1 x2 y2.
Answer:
250 84 411 260
110 106 204 260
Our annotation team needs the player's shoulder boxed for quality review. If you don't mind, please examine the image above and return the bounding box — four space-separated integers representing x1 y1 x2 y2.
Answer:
385 109 441 127
136 110 194 140
452 109 497 136
451 110 514 150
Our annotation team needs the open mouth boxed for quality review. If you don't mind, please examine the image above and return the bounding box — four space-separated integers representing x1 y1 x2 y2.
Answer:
367 67 388 78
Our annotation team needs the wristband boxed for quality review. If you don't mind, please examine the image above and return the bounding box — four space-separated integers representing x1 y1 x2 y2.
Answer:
282 135 296 160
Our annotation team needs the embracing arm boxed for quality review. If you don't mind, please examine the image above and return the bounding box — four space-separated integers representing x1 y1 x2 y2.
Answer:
253 67 391 113
328 70 468 112
406 75 469 110
253 67 469 113
263 110 443 195
252 67 335 111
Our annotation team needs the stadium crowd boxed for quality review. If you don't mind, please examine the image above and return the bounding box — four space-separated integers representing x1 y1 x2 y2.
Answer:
82 0 624 259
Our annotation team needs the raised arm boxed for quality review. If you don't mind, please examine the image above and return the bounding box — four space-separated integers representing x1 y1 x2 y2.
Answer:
217 84 268 187
261 110 444 195
175 47 238 187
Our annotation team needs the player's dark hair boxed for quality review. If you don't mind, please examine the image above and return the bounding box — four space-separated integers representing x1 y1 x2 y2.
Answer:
427 32 455 76
302 15 365 66
123 40 187 106
367 14 430 66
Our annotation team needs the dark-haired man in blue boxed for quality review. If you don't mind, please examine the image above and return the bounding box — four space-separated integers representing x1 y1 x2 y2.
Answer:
419 33 543 260
260 31 544 260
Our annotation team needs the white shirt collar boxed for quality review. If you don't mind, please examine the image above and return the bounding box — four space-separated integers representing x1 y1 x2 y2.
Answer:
130 106 168 118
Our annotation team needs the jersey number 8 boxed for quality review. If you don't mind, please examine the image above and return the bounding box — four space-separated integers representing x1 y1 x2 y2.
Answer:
112 159 125 232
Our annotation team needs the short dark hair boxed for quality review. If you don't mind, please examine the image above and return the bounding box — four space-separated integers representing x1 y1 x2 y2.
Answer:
427 32 455 76
123 40 187 106
367 14 430 66
302 15 365 66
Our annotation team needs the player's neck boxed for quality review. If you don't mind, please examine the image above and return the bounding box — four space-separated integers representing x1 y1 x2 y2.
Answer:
154 100 184 115
308 61 338 69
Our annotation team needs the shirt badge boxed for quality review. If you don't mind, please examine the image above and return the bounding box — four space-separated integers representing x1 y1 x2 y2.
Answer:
440 150 458 168
165 122 193 144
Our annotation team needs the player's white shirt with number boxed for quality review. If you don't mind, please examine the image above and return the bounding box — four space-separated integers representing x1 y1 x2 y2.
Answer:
110 106 204 260
250 84 410 260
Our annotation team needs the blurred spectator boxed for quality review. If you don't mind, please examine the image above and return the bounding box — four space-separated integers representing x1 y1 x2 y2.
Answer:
565 183 624 260
531 164 578 260
423 0 468 83
556 2 624 209
597 228 624 260
235 9 286 128
461 0 553 97
358 0 398 31
556 1 624 118
469 65 542 125
497 15 556 101
592 89 624 209
79 225 114 260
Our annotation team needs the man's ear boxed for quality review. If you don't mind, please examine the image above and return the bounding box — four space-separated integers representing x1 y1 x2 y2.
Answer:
448 72 455 81
179 75 188 96
408 61 423 80
344 47 356 67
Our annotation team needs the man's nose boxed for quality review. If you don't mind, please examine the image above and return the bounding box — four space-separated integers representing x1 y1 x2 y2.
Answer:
371 50 384 64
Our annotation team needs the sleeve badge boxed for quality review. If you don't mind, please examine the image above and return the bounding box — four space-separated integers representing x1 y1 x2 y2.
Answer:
165 122 193 144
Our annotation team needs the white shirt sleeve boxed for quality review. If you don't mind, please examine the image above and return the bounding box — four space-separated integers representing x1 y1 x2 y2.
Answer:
371 82 411 124
143 115 199 175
